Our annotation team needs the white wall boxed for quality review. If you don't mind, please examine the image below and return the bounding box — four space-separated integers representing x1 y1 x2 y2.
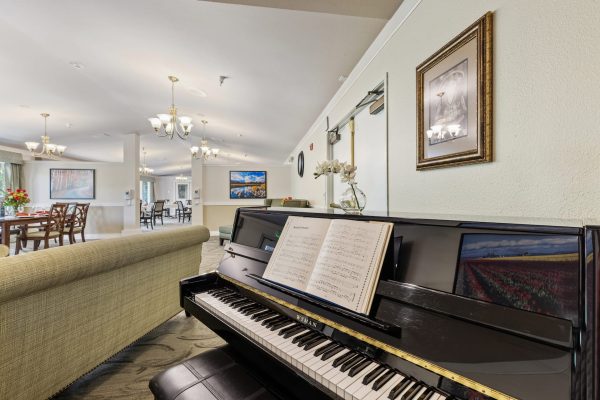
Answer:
23 161 127 233
290 0 600 223
202 165 292 205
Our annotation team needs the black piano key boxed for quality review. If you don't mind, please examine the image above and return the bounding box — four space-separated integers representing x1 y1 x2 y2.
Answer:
280 324 302 336
348 358 372 377
296 332 320 346
231 299 252 308
388 378 413 399
207 288 229 295
363 364 387 385
340 354 364 372
400 383 420 399
372 369 396 391
412 388 432 400
270 319 292 331
321 345 344 360
332 351 356 368
223 295 243 304
292 330 315 344
253 311 277 322
261 315 284 327
237 303 258 313
304 336 327 351
314 342 338 357
211 290 233 297
217 294 238 301
278 323 300 335
283 326 308 339
243 306 266 316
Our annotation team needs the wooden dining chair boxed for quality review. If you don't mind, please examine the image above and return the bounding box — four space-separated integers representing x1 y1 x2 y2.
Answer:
152 200 165 226
15 203 68 254
140 202 153 229
176 201 192 223
64 203 90 244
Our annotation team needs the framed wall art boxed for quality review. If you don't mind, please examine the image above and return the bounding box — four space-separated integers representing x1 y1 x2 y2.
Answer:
50 168 95 199
229 171 267 199
176 182 189 201
416 12 493 170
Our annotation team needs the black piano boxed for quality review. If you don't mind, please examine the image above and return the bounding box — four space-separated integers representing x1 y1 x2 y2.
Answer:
179 208 598 400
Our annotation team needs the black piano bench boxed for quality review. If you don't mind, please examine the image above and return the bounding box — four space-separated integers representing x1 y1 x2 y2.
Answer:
149 346 278 400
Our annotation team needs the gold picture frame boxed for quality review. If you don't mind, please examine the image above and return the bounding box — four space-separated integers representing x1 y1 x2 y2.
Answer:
416 12 493 170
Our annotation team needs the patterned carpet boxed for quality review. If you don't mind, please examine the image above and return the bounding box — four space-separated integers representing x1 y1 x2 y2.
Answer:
52 237 227 400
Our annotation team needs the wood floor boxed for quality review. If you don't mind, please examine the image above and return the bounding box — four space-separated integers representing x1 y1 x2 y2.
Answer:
52 237 226 400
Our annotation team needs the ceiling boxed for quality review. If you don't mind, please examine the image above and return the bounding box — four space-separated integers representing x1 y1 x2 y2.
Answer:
0 0 400 174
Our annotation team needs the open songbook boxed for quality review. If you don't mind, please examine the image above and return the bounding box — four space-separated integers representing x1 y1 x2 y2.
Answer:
262 216 393 314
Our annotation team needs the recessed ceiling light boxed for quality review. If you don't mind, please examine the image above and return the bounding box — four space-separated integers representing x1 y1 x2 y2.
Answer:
69 61 84 69
188 87 207 97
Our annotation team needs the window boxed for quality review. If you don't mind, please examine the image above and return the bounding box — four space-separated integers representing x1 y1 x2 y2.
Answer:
0 162 6 194
140 180 154 205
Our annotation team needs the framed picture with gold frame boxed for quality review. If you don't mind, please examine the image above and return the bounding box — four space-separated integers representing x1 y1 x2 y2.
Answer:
416 12 493 170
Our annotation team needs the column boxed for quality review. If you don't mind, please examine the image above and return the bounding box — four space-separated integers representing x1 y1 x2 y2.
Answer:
122 132 140 234
191 154 204 226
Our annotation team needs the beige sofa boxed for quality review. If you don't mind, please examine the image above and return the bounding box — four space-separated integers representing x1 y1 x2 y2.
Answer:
0 225 210 400
264 198 310 208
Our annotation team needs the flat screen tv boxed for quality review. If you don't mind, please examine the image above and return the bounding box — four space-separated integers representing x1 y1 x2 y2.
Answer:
229 171 267 199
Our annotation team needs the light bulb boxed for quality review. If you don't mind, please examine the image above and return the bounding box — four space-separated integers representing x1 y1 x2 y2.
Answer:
56 145 67 154
157 114 171 124
212 148 220 155
190 146 199 156
148 117 161 130
25 142 39 151
46 143 57 153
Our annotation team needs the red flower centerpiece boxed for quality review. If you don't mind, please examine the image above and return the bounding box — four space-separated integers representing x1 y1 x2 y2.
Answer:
2 188 31 215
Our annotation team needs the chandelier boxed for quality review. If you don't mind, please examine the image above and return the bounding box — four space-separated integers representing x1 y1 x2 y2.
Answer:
139 148 154 176
148 76 193 140
25 113 67 159
190 120 220 160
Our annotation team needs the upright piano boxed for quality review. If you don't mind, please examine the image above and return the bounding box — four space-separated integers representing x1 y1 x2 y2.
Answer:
180 208 598 400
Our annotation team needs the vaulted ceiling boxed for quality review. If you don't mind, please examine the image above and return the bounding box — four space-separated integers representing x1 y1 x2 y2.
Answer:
0 0 400 174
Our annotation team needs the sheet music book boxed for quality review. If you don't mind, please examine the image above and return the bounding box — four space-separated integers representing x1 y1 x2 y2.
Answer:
262 216 393 314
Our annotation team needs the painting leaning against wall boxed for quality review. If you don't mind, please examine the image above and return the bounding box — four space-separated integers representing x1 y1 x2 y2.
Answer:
50 169 95 199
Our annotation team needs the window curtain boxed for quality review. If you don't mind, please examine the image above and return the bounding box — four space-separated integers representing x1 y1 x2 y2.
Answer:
150 181 155 203
5 163 22 190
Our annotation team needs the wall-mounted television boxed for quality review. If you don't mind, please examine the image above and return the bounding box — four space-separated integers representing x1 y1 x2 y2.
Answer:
229 171 267 199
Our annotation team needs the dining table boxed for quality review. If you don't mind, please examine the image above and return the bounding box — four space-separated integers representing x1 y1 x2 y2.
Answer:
0 214 50 254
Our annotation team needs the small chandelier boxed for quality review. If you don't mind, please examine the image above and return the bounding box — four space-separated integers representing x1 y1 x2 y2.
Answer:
25 113 67 159
139 148 154 176
191 120 220 160
148 76 193 140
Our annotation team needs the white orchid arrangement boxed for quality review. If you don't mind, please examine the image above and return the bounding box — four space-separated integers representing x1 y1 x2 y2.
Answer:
313 159 357 185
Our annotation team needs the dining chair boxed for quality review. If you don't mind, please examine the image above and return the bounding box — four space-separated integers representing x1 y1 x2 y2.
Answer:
140 202 153 229
64 203 90 244
15 203 68 254
176 201 191 223
152 200 165 226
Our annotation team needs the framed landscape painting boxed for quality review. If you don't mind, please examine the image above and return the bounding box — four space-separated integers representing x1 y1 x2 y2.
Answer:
50 168 95 199
230 171 267 199
416 12 493 170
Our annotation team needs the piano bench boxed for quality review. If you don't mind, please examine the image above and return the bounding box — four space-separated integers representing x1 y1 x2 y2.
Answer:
149 346 278 400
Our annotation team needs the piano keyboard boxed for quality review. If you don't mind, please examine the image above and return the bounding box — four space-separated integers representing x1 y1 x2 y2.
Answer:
195 288 451 400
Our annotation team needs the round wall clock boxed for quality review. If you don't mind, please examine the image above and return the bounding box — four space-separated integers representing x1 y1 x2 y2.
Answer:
297 151 304 177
